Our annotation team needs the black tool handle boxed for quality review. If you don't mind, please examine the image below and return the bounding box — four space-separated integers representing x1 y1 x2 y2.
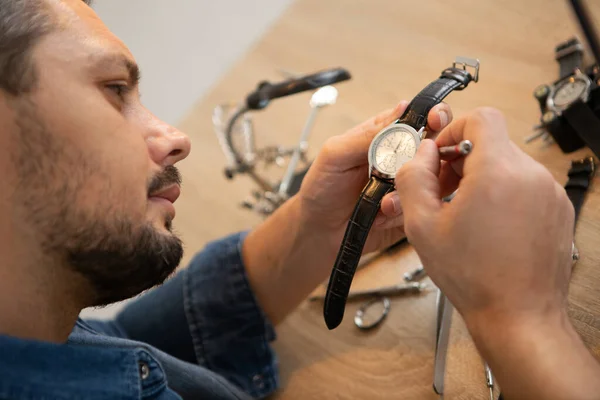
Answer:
569 0 600 68
246 67 351 110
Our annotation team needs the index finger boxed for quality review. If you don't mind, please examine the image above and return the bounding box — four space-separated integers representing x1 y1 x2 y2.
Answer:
434 107 510 151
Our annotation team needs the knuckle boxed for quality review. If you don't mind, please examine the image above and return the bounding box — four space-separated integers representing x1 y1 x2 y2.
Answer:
320 136 341 159
471 106 505 122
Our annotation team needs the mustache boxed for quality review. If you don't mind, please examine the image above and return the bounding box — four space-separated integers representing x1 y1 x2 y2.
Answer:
148 166 182 196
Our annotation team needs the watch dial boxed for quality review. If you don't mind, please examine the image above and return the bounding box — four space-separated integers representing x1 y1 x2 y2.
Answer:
371 126 417 175
553 78 588 107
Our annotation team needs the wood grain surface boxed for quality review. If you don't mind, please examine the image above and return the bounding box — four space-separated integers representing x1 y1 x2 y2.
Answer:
174 0 600 398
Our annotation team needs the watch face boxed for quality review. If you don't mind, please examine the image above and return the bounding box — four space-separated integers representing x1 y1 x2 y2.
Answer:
552 77 589 107
369 124 419 177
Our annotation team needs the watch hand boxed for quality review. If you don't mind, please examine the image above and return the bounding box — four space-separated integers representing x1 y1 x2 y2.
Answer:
394 137 404 152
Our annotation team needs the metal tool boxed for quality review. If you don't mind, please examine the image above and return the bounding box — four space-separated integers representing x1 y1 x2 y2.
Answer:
438 140 473 161
354 297 391 330
309 282 426 302
278 86 339 197
524 128 546 143
403 265 426 282
213 68 351 216
485 363 494 400
356 239 407 271
433 194 457 398
433 290 454 397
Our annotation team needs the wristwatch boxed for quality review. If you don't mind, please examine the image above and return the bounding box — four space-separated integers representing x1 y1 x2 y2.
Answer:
322 57 480 330
532 37 600 155
547 69 593 115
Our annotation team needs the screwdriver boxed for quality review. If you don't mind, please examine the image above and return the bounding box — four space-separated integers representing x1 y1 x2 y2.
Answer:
485 363 494 400
438 140 473 161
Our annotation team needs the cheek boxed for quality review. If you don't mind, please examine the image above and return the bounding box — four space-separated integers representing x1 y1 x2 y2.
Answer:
90 124 150 219
34 79 153 221
42 107 150 220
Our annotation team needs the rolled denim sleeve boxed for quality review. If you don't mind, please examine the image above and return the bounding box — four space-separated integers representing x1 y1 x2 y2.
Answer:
183 232 278 399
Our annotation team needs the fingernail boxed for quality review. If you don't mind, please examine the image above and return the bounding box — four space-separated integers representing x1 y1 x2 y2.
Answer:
438 110 449 127
374 215 386 226
391 194 401 214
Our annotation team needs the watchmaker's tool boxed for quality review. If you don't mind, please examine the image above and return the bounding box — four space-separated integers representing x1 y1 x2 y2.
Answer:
438 140 473 161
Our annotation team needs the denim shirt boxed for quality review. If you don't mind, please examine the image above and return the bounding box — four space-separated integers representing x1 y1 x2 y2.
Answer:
0 232 279 400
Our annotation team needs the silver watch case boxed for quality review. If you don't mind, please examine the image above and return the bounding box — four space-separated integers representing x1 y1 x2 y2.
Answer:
547 69 593 116
368 122 425 181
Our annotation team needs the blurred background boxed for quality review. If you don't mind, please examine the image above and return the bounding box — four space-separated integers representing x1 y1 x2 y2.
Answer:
92 0 295 125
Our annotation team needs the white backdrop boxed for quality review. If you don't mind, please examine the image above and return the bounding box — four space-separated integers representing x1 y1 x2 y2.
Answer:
92 0 295 126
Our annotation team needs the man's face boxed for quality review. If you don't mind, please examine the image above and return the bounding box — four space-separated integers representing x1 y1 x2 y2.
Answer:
1 0 191 305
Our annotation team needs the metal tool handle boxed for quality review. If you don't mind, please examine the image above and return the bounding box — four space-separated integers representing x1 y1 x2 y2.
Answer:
347 282 425 300
568 0 600 68
309 282 424 302
278 106 319 196
433 293 454 396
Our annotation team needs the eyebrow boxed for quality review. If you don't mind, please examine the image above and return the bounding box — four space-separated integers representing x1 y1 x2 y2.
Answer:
124 58 141 87
92 54 141 87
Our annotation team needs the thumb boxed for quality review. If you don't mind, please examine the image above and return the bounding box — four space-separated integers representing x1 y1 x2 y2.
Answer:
395 139 443 239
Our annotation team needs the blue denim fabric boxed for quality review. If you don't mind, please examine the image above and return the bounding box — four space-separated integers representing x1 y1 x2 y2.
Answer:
0 232 278 399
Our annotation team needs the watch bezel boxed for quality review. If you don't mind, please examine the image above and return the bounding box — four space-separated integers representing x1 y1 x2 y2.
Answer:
547 69 592 115
368 122 422 180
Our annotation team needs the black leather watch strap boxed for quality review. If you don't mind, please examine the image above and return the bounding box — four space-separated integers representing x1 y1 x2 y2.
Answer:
562 100 600 160
398 68 473 129
565 157 595 226
323 176 394 330
555 38 584 79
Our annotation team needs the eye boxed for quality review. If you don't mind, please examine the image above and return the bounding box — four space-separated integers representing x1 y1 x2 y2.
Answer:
106 83 129 99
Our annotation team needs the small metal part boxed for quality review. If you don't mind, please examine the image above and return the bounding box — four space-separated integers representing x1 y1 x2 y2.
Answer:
354 297 391 330
404 265 426 282
485 363 494 400
453 56 480 83
533 84 550 99
542 132 555 145
573 241 580 266
524 129 546 143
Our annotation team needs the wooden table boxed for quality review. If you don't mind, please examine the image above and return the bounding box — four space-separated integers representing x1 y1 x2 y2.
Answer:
176 0 600 398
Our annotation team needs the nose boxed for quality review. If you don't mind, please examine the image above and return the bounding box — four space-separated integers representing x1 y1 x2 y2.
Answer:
144 112 192 167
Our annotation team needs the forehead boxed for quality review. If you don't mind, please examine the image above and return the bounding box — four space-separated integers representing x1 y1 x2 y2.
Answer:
44 0 135 66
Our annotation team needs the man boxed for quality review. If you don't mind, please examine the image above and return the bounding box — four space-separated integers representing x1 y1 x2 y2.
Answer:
0 1 598 399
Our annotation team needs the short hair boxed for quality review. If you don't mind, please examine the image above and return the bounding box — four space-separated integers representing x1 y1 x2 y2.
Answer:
0 0 91 95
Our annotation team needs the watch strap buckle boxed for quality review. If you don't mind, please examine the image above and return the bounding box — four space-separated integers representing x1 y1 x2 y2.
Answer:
569 156 596 178
452 56 480 83
555 37 585 61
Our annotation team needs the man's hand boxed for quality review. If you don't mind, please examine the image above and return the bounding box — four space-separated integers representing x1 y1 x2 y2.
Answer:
243 102 452 325
297 101 453 254
395 107 600 399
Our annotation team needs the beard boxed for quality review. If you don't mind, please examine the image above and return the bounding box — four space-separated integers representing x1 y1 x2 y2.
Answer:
10 96 184 307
